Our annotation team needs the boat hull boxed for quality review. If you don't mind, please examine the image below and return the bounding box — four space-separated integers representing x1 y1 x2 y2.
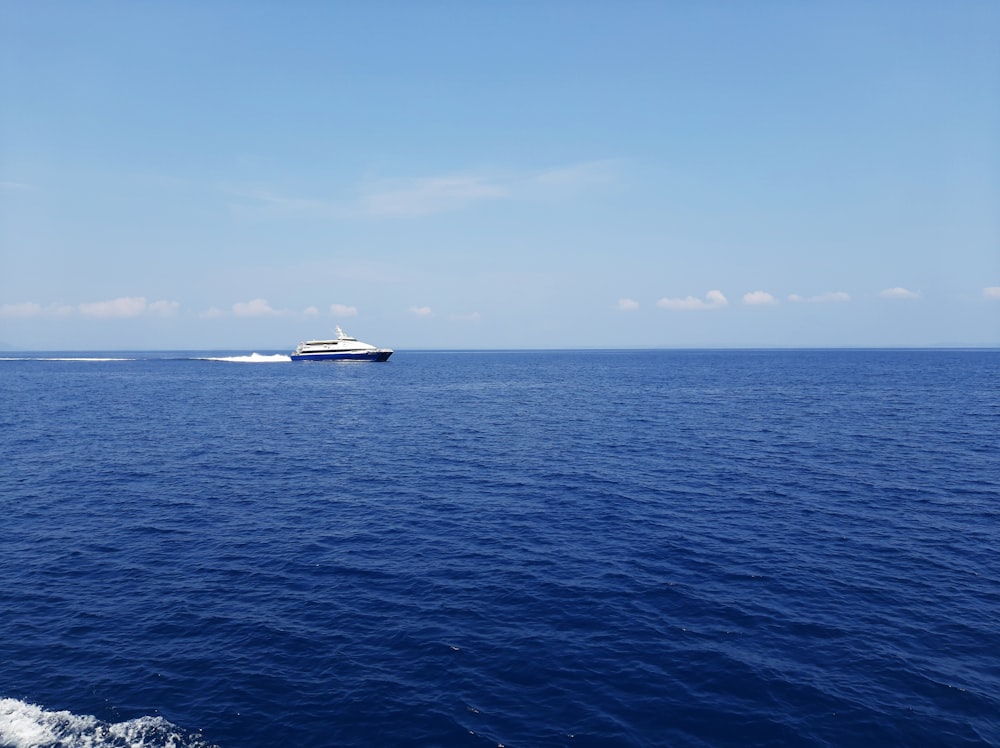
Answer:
290 350 392 362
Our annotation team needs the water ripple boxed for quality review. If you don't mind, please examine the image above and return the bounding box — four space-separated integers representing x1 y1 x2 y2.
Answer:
1 350 998 746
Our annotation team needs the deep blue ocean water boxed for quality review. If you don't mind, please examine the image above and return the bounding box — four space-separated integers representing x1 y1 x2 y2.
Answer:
1 349 998 747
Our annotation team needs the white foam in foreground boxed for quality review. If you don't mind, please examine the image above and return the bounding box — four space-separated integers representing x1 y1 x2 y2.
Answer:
200 353 291 363
0 698 216 748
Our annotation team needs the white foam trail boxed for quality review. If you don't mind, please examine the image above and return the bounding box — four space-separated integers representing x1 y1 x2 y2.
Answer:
199 353 291 363
0 357 135 362
0 697 216 748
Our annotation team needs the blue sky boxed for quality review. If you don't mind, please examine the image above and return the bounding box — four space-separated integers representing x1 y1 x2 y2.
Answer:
2 1 998 350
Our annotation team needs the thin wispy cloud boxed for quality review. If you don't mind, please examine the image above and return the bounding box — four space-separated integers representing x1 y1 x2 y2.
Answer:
529 159 621 193
656 290 728 311
789 292 851 303
409 305 433 317
743 291 778 306
228 187 340 218
879 287 920 300
304 306 319 316
232 160 621 220
983 287 1000 300
363 160 620 215
231 180 500 219
0 181 35 192
361 176 508 217
617 298 640 312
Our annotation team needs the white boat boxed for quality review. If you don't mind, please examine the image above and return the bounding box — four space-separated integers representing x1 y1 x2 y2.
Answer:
290 327 393 362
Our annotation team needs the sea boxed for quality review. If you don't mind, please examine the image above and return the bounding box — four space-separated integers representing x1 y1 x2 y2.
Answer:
1 349 997 748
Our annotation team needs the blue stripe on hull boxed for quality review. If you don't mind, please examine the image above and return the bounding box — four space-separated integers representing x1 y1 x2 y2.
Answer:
290 351 392 362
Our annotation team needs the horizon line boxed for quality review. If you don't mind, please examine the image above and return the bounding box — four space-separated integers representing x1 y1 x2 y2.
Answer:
3 344 999 354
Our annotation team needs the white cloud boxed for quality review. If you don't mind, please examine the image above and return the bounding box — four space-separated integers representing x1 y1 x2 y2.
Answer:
75 297 180 318
983 287 1000 300
330 303 358 317
743 291 777 306
705 290 728 307
656 289 728 311
409 305 433 317
3 298 179 319
148 300 180 317
789 292 851 303
78 297 150 318
617 298 640 312
879 287 920 300
304 306 319 315
232 299 279 317
200 299 292 318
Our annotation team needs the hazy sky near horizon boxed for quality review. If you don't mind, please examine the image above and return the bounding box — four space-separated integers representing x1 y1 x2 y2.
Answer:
2 1 998 350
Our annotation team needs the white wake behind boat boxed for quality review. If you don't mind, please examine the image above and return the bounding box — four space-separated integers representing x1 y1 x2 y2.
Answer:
290 327 393 362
